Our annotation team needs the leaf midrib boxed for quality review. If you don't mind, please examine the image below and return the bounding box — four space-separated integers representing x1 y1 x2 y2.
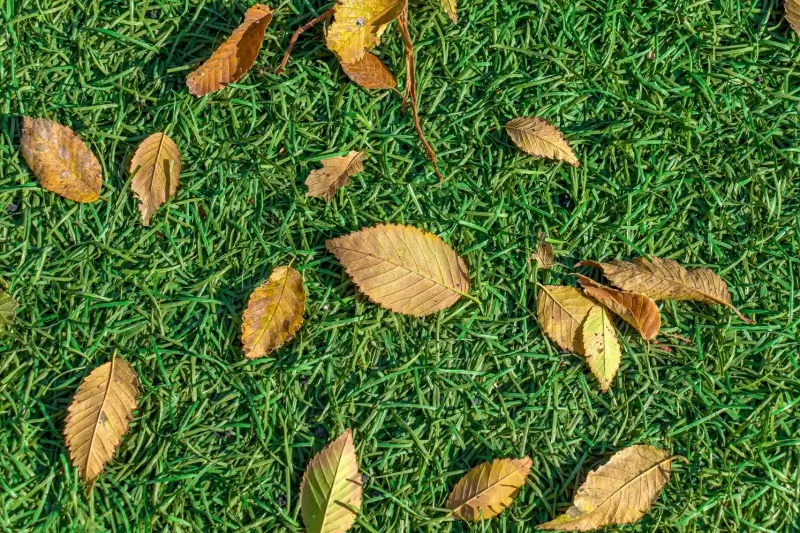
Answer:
450 464 526 517
85 356 116 481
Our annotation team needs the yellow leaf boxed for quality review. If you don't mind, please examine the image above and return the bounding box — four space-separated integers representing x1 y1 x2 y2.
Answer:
0 289 19 332
536 285 597 353
241 266 305 359
186 4 273 96
529 232 554 270
305 151 365 201
506 117 580 167
63 355 139 488
446 457 532 521
325 0 405 63
580 306 621 392
538 445 681 530
300 429 362 533
340 52 397 90
442 0 457 23
20 117 102 203
786 0 800 34
326 224 470 316
129 132 181 225
576 275 661 341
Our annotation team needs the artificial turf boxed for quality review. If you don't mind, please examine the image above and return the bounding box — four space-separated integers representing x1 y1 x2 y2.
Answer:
1 0 799 531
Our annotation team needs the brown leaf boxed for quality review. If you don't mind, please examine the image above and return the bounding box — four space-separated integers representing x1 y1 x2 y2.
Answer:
537 285 597 353
325 0 405 63
576 275 661 341
340 52 397 90
580 306 621 392
20 117 102 202
529 232 554 269
186 4 273 97
442 0 457 22
506 117 580 167
786 0 800 34
305 151 365 201
129 132 181 225
446 457 532 521
241 266 305 359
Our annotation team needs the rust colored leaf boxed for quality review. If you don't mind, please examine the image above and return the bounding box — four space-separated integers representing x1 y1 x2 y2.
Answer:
340 52 397 90
306 151 365 201
576 275 661 341
129 132 181 225
506 117 580 167
447 457 532 521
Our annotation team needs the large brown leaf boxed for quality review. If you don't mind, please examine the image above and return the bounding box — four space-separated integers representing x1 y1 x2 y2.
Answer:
305 151 365 201
129 132 181 225
537 285 597 353
325 0 405 63
20 117 102 202
580 306 621 392
576 275 661 341
786 0 800 34
446 457 532 521
506 117 580 167
340 53 397 90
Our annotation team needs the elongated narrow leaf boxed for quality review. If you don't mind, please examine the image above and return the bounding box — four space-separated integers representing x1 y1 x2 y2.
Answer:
537 285 597 353
786 0 800 34
129 132 181 225
529 232 554 270
306 151 365 201
506 117 580 167
301 429 362 533
447 457 532 521
325 0 405 63
64 356 139 488
0 290 19 332
326 224 470 316
580 306 621 392
20 117 102 202
442 0 457 23
186 4 273 96
539 445 681 530
576 275 661 340
241 266 305 359
340 53 397 90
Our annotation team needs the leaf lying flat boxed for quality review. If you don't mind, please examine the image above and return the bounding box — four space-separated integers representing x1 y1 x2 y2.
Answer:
129 132 181 225
0 290 19 332
326 224 470 316
300 429 362 533
539 445 680 530
537 285 597 353
325 0 405 63
580 306 621 392
446 457 532 521
20 117 102 202
529 232 554 270
64 356 139 488
506 117 580 167
340 53 397 90
186 4 273 96
241 266 305 359
442 0 457 23
576 275 661 341
305 151 365 201
786 0 800 34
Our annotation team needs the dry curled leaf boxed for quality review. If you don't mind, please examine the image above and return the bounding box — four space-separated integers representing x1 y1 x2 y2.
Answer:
340 52 397 89
786 0 800 34
442 0 457 22
0 290 19 333
129 132 181 225
447 457 532 521
506 117 580 167
306 151 365 201
537 285 597 353
578 257 753 323
186 4 273 96
325 0 405 63
20 117 102 202
64 356 139 488
576 275 661 341
539 445 682 530
326 224 470 316
241 266 305 359
529 232 554 269
300 429 362 533
580 306 621 392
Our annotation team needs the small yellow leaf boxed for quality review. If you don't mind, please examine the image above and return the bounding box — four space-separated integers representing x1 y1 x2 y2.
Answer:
446 457 532 521
129 132 181 225
442 0 457 23
580 306 621 392
576 275 661 341
506 117 580 167
300 429 362 533
0 289 19 333
529 232 554 270
786 0 800 34
20 117 102 202
537 285 597 353
241 266 305 359
305 151 365 201
340 52 397 90
325 0 405 63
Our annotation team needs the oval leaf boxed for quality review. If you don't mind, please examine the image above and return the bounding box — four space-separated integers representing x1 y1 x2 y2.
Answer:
301 429 362 533
64 356 139 488
186 4 273 96
326 224 470 316
581 306 621 392
241 265 305 359
306 151 365 201
446 457 532 521
129 132 182 225
20 117 102 202
787 0 800 34
340 53 397 90
325 0 405 63
506 117 580 167
537 285 597 353
0 290 19 333
576 275 661 340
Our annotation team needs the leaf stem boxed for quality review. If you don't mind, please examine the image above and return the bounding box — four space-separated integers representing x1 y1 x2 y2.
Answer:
276 7 335 75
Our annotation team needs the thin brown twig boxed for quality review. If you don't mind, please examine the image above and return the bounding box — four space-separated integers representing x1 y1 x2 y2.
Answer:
276 7 335 75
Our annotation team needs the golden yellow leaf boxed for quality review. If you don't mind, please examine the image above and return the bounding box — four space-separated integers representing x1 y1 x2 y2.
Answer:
537 285 597 353
186 4 273 96
325 0 405 63
446 457 532 521
576 275 661 341
539 445 681 530
442 0 457 22
340 52 397 90
305 151 365 201
300 429 362 533
241 266 305 359
506 117 580 167
129 132 181 225
529 232 554 269
63 356 139 488
326 224 470 316
20 117 102 203
580 306 621 392
786 0 800 34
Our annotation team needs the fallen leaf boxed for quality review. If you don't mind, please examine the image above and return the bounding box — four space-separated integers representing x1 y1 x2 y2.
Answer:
442 0 457 23
506 117 580 167
529 232 554 269
129 132 181 225
64 355 139 488
20 117 102 202
241 266 305 359
786 0 800 34
578 257 753 323
305 151 365 201
325 0 405 63
446 457 532 521
576 275 661 341
538 445 682 530
580 306 621 392
186 4 273 96
300 429 362 533
0 290 19 332
326 224 470 316
340 52 397 89
537 285 597 353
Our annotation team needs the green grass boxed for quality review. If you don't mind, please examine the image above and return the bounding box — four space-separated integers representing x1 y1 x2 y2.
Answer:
1 0 799 531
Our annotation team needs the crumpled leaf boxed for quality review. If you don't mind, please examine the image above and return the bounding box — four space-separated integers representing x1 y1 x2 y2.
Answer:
241 266 305 359
129 132 181 225
786 0 800 34
305 151 365 201
186 4 273 96
537 285 597 353
325 0 405 63
300 429 362 533
576 275 661 341
446 457 532 521
0 290 19 332
64 356 139 488
326 224 470 316
539 445 682 530
580 306 621 392
340 52 397 90
529 232 554 269
506 117 580 167
20 117 102 202
442 0 457 23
